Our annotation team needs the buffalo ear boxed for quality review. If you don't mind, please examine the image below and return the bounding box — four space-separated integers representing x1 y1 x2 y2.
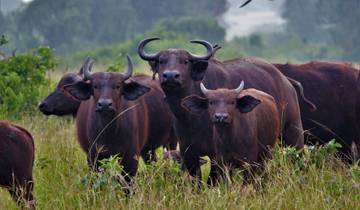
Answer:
236 95 261 113
64 81 93 101
181 95 208 115
190 60 208 81
123 81 151 100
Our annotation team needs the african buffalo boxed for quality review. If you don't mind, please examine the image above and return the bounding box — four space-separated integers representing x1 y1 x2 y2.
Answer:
0 121 35 209
38 70 83 117
181 82 280 182
274 61 360 161
39 62 177 161
138 37 304 184
64 55 176 190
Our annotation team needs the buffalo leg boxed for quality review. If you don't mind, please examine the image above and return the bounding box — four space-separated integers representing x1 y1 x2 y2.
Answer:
8 179 35 209
182 153 202 187
141 148 157 164
281 89 305 149
166 127 178 151
120 152 139 194
207 159 223 186
282 117 304 150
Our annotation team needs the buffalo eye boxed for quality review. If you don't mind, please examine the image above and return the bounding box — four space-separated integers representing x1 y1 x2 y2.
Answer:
159 59 167 64
183 60 189 65
209 101 214 105
93 85 99 89
229 101 235 105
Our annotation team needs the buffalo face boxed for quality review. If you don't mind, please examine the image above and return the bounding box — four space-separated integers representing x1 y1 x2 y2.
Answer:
64 56 150 116
181 82 261 126
38 73 82 116
138 38 213 94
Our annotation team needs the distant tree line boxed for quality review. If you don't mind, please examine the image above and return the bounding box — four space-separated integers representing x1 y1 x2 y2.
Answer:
282 0 360 61
0 0 227 54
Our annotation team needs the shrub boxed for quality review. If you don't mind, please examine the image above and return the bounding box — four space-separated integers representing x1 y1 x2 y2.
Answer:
0 44 56 119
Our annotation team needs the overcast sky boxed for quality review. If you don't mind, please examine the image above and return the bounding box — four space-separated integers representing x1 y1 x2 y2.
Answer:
223 0 285 40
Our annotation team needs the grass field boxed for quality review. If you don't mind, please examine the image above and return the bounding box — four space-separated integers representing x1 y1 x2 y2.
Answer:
1 114 360 210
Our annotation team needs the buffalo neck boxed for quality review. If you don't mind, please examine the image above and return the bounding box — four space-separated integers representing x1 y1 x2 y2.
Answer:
213 124 233 147
90 99 132 143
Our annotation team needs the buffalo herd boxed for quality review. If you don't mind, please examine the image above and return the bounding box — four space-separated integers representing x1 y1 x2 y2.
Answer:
1 37 360 208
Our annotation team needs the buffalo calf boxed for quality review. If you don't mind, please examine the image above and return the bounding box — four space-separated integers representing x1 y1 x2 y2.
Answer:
181 82 280 183
0 121 35 208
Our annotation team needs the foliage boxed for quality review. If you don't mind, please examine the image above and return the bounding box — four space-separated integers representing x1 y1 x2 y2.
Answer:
0 45 56 119
2 0 226 54
282 0 360 61
152 16 226 44
226 33 343 63
0 35 9 46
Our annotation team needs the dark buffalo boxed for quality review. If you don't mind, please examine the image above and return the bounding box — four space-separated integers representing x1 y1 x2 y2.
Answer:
138 37 304 184
181 82 280 182
0 121 35 209
274 61 359 161
64 56 175 189
38 69 83 117
39 62 177 161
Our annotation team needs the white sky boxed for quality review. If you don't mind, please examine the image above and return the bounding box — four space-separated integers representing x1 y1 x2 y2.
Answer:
222 0 286 40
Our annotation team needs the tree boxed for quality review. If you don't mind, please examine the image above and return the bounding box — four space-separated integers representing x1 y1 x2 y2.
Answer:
282 0 360 61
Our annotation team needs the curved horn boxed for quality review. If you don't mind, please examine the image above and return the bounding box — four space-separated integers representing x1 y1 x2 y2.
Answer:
122 55 133 80
200 82 210 95
82 57 94 81
234 81 245 94
189 40 214 61
138 37 160 61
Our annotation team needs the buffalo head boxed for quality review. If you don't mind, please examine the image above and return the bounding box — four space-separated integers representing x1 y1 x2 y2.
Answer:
38 66 88 116
64 56 150 115
181 82 261 125
138 37 213 94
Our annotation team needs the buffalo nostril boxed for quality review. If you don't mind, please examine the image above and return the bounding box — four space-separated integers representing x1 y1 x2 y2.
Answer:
214 114 221 120
174 73 180 79
162 73 168 78
214 113 229 122
222 114 229 120
98 99 112 108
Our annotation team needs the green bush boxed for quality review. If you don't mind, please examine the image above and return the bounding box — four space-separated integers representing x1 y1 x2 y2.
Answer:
0 45 56 119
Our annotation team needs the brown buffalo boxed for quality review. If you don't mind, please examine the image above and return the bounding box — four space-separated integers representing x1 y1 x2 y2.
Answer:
0 121 35 209
64 56 174 190
274 61 360 161
38 70 83 117
39 61 177 161
181 82 280 182
138 37 304 184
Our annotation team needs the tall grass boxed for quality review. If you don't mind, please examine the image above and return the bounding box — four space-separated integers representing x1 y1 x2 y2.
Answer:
1 114 359 209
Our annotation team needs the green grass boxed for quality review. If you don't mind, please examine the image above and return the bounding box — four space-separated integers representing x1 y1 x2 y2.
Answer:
1 114 360 209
